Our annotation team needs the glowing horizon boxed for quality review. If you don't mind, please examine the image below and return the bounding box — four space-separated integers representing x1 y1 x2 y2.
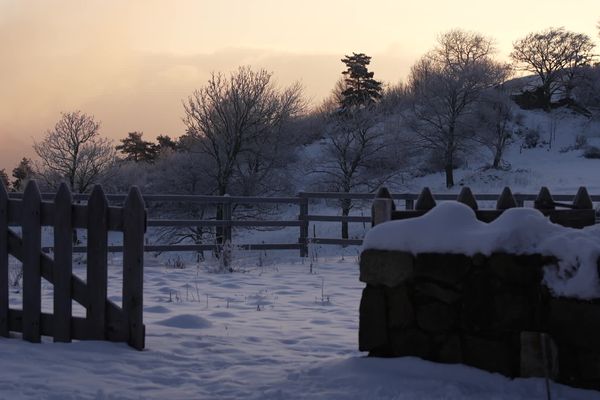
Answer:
0 0 598 171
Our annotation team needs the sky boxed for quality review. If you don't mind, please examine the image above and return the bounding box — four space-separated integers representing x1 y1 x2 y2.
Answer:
0 0 598 172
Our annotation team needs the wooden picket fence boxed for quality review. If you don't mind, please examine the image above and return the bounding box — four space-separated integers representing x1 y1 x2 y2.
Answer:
7 188 600 260
0 180 146 350
372 186 596 229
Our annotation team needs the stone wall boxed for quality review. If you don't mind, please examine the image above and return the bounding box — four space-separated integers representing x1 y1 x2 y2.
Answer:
359 249 600 390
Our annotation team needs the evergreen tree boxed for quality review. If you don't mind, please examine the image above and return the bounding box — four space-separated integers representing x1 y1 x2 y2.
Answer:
324 53 387 240
340 53 383 109
12 157 34 191
0 169 9 189
116 131 158 163
156 135 178 152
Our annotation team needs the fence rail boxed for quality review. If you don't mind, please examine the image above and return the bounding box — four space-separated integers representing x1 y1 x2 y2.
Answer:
2 181 145 349
7 187 600 257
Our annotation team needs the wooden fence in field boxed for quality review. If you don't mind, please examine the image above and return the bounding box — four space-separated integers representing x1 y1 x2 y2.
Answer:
1 180 145 350
7 187 600 260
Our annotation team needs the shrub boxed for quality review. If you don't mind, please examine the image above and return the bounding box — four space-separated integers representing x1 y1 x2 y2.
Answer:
583 146 600 159
575 134 588 149
523 130 540 149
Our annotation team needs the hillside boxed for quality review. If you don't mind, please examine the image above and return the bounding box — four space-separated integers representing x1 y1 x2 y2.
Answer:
384 106 600 196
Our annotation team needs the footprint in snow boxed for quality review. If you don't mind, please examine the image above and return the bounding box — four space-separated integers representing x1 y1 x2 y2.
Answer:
156 314 212 329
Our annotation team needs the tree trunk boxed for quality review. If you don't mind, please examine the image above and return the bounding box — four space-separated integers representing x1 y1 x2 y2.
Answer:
445 163 454 188
214 185 226 258
542 84 552 111
341 197 351 243
492 148 502 169
445 129 455 188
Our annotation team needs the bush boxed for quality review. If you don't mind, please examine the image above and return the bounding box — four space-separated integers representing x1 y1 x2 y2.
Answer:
523 130 540 149
583 146 600 159
420 150 464 174
575 134 588 149
560 134 589 153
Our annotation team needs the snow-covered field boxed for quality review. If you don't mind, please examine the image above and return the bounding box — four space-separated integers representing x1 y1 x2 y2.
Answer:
3 108 600 399
1 254 599 399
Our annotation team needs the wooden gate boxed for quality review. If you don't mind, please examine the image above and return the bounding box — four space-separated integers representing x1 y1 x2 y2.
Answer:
0 180 145 350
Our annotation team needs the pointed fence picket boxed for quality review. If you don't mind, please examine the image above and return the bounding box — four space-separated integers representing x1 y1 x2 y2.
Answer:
372 186 596 229
1 180 146 350
5 187 599 261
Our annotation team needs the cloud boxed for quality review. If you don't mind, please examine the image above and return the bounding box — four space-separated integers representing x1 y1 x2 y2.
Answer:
0 1 415 171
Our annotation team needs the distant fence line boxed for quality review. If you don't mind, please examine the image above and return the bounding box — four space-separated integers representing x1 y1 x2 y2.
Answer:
7 188 600 257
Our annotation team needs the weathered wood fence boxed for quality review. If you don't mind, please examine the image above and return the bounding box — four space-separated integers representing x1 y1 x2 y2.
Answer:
1 180 145 350
373 186 597 228
7 187 600 260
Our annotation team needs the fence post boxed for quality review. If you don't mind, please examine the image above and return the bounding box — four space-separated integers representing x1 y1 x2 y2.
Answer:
87 185 108 340
415 187 436 211
53 183 72 342
22 181 41 343
123 186 145 350
222 195 232 267
372 198 392 226
497 187 517 210
535 187 554 210
457 187 478 210
298 192 309 257
0 181 8 337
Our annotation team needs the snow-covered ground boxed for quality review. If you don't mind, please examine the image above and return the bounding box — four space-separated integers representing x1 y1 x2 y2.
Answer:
2 255 599 399
3 108 600 399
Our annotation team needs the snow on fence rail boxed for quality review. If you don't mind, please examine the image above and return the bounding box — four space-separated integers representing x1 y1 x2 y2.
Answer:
6 187 600 258
1 180 145 350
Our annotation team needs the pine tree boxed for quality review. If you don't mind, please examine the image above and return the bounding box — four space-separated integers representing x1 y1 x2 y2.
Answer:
12 157 34 191
156 135 177 152
327 53 386 241
116 132 158 163
340 53 383 109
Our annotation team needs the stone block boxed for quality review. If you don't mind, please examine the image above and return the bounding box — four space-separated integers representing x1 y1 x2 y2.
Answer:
520 332 558 379
359 285 388 352
360 250 414 287
389 327 431 359
415 281 461 304
385 285 414 329
576 352 600 384
489 253 546 286
493 292 538 331
438 334 463 364
460 271 494 332
546 297 600 351
417 301 457 333
462 335 516 377
414 253 471 288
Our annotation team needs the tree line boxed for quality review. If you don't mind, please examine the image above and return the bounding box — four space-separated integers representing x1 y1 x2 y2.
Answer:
2 25 599 239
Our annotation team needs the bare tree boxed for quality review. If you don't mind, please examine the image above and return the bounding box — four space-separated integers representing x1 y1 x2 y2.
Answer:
182 66 304 197
470 88 515 169
148 151 215 260
34 111 116 193
182 66 304 247
511 27 595 109
407 30 509 187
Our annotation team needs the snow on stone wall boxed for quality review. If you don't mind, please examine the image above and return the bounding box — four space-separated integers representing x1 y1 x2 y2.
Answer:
363 201 600 299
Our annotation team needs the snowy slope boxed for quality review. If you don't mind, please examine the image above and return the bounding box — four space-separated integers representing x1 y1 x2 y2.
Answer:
1 257 598 399
2 106 600 399
399 108 600 195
